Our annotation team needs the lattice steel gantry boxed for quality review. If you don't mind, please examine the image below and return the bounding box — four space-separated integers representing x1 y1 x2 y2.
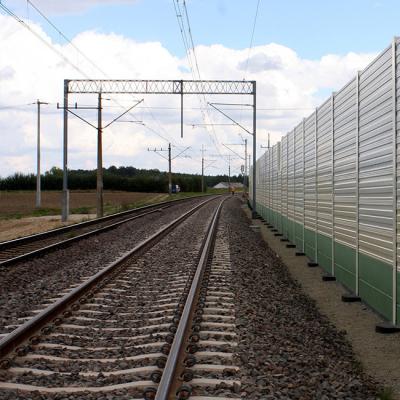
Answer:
61 79 257 220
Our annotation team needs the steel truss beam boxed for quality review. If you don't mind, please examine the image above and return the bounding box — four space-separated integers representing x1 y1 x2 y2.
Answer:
67 79 254 95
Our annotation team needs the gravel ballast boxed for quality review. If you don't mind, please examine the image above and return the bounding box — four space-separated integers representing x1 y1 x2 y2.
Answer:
222 197 378 399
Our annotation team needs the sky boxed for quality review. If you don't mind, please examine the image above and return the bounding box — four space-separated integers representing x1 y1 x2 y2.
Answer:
0 0 398 178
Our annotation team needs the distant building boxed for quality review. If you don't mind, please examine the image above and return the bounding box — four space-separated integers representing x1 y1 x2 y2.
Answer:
213 182 244 189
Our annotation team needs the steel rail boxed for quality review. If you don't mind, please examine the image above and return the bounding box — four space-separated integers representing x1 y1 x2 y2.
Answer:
0 195 218 267
155 197 226 400
0 196 217 362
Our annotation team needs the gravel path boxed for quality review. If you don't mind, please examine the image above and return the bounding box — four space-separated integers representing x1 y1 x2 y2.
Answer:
222 197 378 400
0 197 214 335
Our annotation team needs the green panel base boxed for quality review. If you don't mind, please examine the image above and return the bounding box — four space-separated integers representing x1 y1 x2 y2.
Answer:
334 242 356 293
287 219 296 244
317 233 332 274
359 253 393 321
398 273 400 323
304 228 316 261
282 215 289 239
295 222 304 250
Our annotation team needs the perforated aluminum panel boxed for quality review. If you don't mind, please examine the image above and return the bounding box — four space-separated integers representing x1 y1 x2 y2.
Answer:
281 136 288 226
272 143 281 215
317 98 333 237
333 78 358 248
396 39 400 269
304 112 317 231
287 130 295 225
358 45 393 263
294 122 304 224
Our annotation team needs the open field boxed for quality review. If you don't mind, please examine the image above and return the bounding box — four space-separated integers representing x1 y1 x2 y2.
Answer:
0 190 167 219
0 189 230 219
0 191 166 242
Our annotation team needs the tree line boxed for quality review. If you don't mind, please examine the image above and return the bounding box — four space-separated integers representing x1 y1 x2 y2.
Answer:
0 166 243 193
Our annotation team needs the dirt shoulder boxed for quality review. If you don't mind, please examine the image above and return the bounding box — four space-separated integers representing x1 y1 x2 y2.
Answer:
243 205 400 399
0 214 97 242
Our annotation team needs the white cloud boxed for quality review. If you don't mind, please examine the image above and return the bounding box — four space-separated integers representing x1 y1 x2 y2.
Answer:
0 13 377 178
0 66 15 80
238 52 283 72
14 0 137 15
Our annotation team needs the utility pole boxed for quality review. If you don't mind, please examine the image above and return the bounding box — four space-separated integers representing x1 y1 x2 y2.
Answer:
228 155 231 189
148 144 191 195
62 80 69 222
222 140 248 192
58 94 143 221
201 145 205 193
248 154 251 186
97 92 103 218
244 138 248 189
202 151 217 190
261 132 270 150
35 100 48 208
148 145 170 194
168 143 172 195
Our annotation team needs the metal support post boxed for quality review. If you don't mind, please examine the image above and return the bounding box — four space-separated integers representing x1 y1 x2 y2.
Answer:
331 93 336 277
355 72 360 295
97 92 104 218
168 143 172 195
180 80 184 138
292 131 296 242
62 80 69 222
35 99 49 208
314 109 318 263
201 144 204 193
268 148 271 221
392 38 398 325
36 100 41 208
228 155 231 189
244 138 248 191
251 81 257 218
280 142 283 231
302 118 306 253
286 135 289 239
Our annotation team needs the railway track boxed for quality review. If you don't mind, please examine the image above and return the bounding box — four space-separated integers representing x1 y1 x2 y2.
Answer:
0 196 214 267
0 196 240 400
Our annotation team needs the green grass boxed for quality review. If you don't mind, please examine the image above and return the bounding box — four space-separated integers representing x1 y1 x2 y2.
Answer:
377 387 395 400
71 206 92 214
352 359 363 375
0 208 60 220
65 231 77 239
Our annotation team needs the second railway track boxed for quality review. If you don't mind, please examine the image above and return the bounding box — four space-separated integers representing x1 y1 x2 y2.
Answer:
0 196 240 400
0 196 215 267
